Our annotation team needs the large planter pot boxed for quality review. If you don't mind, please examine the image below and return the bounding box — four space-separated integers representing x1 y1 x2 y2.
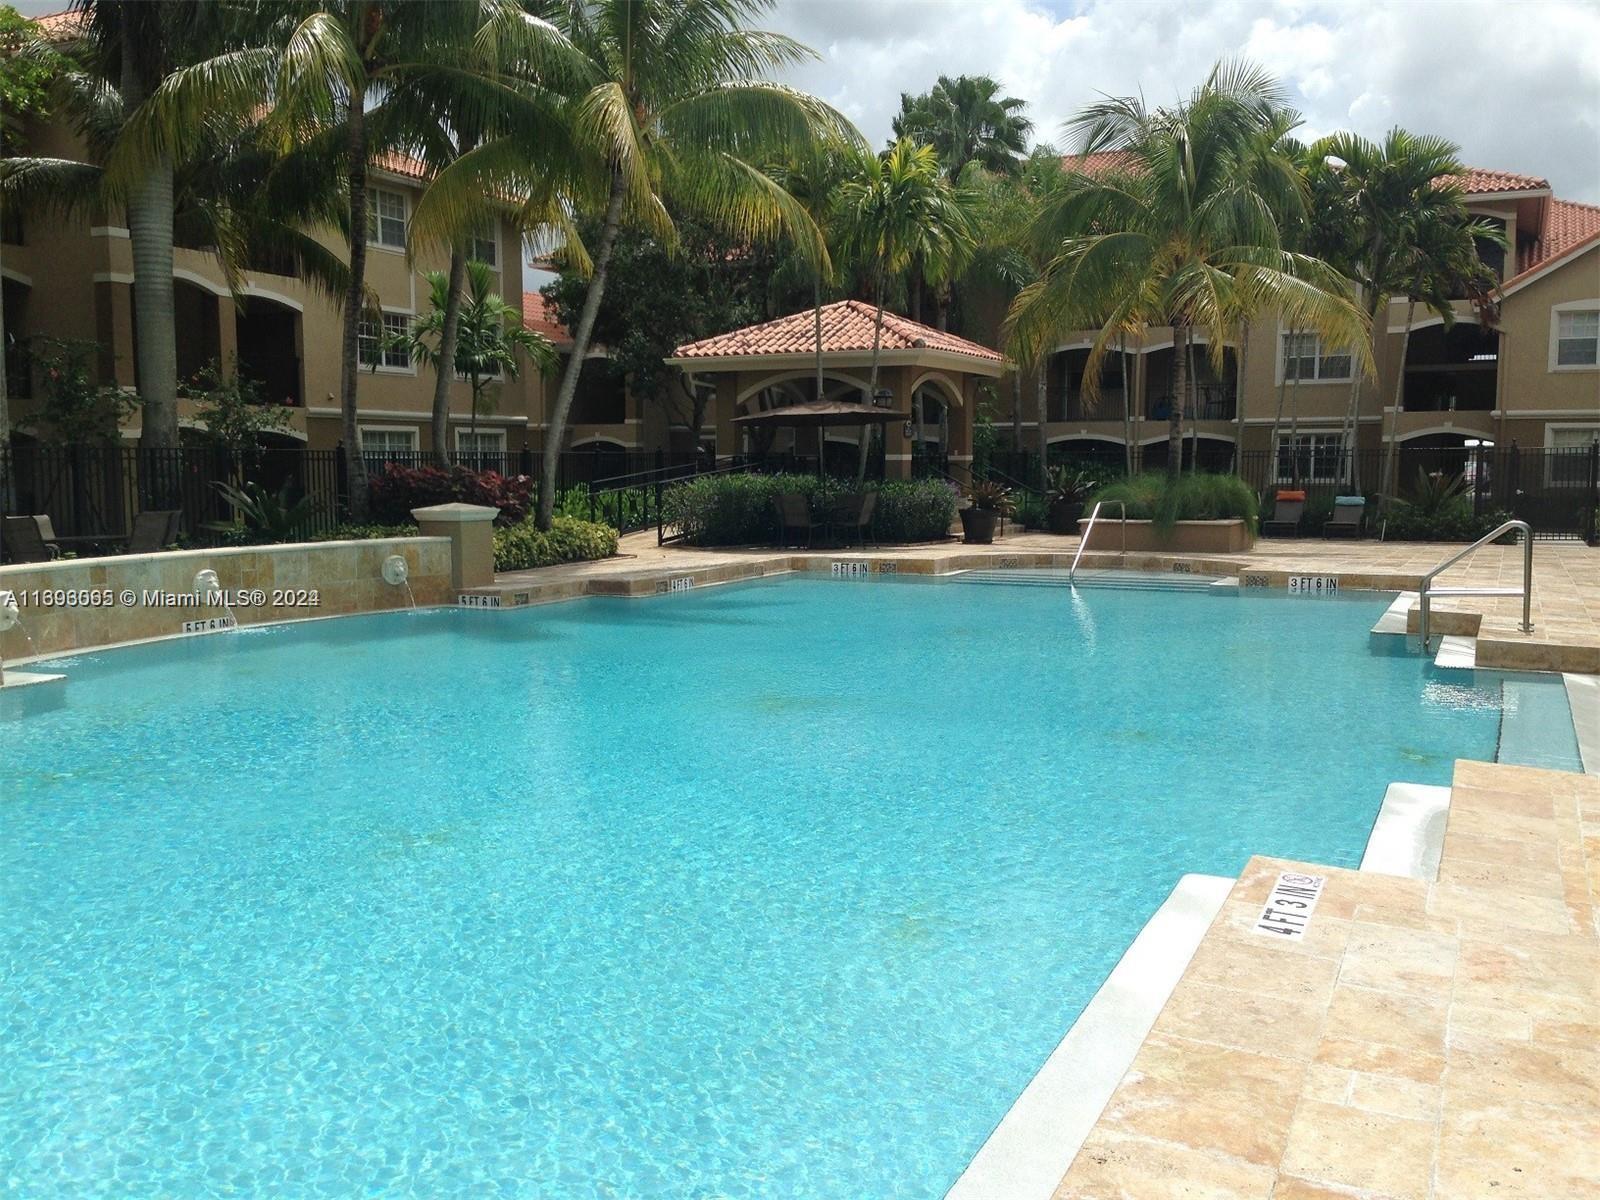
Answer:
960 507 1000 544
1047 499 1084 534
1076 517 1255 554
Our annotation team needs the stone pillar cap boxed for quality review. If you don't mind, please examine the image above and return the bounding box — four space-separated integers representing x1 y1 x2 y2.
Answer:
410 503 501 523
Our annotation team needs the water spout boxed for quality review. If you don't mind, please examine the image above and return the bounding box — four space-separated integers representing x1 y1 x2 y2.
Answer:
0 589 27 685
193 569 240 631
381 554 417 611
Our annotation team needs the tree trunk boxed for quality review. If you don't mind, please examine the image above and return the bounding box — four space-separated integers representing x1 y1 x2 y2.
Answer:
1288 339 1306 486
0 283 11 510
1185 327 1199 473
1339 295 1381 491
908 262 922 322
855 267 886 485
1010 370 1021 462
1035 363 1047 489
340 91 371 519
1380 298 1416 505
1233 325 1248 474
1267 325 1292 486
430 249 467 469
538 168 626 529
1167 321 1186 476
1120 335 1134 476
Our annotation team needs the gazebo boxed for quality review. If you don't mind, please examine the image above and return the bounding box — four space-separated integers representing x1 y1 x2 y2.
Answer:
666 300 1007 480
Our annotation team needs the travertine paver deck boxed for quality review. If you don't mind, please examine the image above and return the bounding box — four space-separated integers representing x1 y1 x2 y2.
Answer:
1052 760 1600 1200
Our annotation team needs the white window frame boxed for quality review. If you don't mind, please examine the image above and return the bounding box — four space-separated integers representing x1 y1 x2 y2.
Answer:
1273 430 1348 483
359 425 419 457
1544 423 1600 487
369 187 408 250
1549 301 1600 371
358 310 415 374
1276 328 1353 385
454 427 506 453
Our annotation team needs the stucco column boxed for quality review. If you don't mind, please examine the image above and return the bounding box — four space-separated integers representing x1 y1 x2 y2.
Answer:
877 366 910 479
412 502 498 590
947 379 974 484
713 373 739 460
216 295 238 377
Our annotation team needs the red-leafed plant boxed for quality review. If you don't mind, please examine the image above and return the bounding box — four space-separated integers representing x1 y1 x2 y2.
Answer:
367 464 532 526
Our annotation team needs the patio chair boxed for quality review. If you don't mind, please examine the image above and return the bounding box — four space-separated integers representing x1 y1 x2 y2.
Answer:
831 492 877 547
773 493 815 548
1324 495 1366 538
2 514 60 563
127 509 182 554
1261 489 1306 538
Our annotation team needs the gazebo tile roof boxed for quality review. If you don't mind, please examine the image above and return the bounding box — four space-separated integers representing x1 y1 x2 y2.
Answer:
672 300 1003 363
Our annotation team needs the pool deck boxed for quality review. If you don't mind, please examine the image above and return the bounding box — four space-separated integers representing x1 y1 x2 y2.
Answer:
1053 760 1600 1200
497 533 1600 1198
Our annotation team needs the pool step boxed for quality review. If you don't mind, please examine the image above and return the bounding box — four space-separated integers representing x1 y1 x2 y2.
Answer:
1434 635 1478 669
954 569 1223 593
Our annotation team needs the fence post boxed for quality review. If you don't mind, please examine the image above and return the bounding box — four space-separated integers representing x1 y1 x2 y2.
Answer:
1587 441 1600 546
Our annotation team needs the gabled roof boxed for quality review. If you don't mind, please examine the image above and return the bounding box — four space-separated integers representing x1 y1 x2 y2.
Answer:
1060 150 1138 178
1455 167 1551 196
1504 198 1600 291
670 300 1003 366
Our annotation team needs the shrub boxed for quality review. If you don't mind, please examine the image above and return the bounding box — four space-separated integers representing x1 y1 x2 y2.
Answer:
493 516 618 572
1381 500 1512 542
312 522 418 542
1089 471 1259 532
1013 491 1048 530
553 482 652 531
367 463 533 526
660 473 957 545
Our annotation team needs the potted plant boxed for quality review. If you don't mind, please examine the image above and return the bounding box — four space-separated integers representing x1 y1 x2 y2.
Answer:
960 479 1015 544
1045 467 1093 534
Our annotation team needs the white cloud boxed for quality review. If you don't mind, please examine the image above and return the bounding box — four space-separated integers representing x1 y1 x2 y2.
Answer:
767 0 1600 202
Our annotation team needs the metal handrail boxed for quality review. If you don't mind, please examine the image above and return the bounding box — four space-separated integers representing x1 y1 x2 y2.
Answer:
1417 519 1533 650
1069 500 1128 581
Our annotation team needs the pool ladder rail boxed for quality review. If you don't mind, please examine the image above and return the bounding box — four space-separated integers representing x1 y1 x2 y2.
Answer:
1069 500 1129 582
1416 519 1533 652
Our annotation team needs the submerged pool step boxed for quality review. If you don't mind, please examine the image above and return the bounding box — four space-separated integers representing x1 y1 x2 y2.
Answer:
954 568 1223 593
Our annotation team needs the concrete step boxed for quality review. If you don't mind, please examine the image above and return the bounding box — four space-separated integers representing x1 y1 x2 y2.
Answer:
1360 782 1451 880
1434 635 1478 669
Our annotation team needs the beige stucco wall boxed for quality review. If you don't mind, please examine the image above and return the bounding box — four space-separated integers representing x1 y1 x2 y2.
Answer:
0 537 451 660
1495 244 1600 440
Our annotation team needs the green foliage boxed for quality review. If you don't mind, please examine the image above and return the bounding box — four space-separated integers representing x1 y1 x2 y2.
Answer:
1090 472 1259 531
661 473 956 545
1403 468 1469 516
964 477 1015 515
0 7 59 135
1382 476 1509 541
493 516 619 572
1046 466 1095 503
214 479 319 544
180 361 293 447
312 522 418 543
552 484 652 532
29 337 138 444
1013 491 1048 529
892 74 1033 179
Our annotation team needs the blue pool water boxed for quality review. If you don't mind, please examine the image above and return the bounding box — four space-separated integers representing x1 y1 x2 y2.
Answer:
0 579 1563 1196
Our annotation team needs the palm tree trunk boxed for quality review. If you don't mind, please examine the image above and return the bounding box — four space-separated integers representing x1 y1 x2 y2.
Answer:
0 285 11 510
340 91 371 520
1034 363 1047 489
1233 326 1248 474
1010 370 1022 464
1167 321 1186 477
1288 343 1306 486
856 267 887 485
430 250 467 469
1120 335 1134 476
1380 298 1416 505
812 273 824 471
1340 296 1380 491
1267 326 1293 486
908 262 922 322
127 162 178 455
539 168 626 529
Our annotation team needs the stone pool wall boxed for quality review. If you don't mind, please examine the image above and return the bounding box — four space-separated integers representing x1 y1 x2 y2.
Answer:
0 537 452 660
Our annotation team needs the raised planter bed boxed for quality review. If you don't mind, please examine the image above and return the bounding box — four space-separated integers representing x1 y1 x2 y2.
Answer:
1076 517 1254 554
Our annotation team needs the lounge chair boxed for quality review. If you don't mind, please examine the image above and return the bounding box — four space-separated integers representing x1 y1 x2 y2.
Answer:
1260 490 1306 537
2 514 60 563
1324 495 1366 538
127 509 182 554
773 493 815 548
830 492 877 547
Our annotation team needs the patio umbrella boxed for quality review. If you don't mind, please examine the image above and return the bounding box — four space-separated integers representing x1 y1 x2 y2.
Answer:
734 399 912 477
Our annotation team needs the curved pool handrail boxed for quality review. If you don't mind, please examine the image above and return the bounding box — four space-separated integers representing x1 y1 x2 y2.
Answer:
1070 501 1128 582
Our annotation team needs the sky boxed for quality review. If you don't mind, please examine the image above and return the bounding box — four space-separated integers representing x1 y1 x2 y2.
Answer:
13 0 1598 203
764 0 1600 203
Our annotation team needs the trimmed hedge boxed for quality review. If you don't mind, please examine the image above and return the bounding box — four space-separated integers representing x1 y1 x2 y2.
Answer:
493 516 618 571
1089 472 1259 531
660 473 957 545
368 463 533 526
1382 501 1513 542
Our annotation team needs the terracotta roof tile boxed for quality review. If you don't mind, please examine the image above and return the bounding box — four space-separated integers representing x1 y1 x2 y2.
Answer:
1061 150 1138 177
521 292 572 346
30 10 82 43
672 300 1002 362
1454 167 1551 195
1509 197 1600 283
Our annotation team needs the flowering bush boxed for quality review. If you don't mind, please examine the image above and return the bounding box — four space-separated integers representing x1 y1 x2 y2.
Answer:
367 463 533 525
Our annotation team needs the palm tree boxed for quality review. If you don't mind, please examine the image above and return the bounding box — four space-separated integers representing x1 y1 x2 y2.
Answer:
1377 205 1504 501
417 0 857 529
1009 60 1370 477
1316 128 1480 491
121 0 578 517
835 138 975 481
395 259 555 452
892 74 1032 180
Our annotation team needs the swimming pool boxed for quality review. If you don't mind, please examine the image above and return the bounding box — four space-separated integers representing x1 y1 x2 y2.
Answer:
0 578 1575 1197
